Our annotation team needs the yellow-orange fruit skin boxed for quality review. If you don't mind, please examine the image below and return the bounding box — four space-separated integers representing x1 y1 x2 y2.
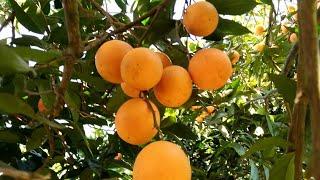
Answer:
38 99 47 113
230 50 240 65
121 82 140 98
255 25 265 36
254 43 265 52
156 52 172 68
121 48 163 90
188 48 232 90
154 66 192 107
289 33 298 43
115 98 160 145
281 25 288 34
183 1 219 36
133 141 192 180
95 40 133 84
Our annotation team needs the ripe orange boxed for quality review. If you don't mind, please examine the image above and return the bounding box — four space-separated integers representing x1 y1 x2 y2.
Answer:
255 25 265 36
133 141 191 180
115 98 160 145
121 48 163 90
95 40 133 84
230 50 240 65
289 33 298 43
183 1 219 36
38 99 47 113
206 105 215 114
156 52 172 68
188 48 232 90
253 43 265 52
195 116 204 123
121 82 140 98
154 66 192 107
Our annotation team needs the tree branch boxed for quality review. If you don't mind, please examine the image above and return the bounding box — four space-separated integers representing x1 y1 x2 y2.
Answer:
83 0 171 51
52 0 82 117
0 167 50 180
297 0 320 179
281 43 299 76
0 13 14 33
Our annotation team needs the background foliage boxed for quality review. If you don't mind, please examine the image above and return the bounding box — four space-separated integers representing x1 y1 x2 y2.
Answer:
0 0 306 179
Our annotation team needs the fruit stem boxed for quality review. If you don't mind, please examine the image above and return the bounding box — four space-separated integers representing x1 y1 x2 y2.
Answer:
142 91 163 139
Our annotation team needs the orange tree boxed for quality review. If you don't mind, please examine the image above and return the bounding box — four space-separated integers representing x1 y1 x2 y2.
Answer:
0 0 319 179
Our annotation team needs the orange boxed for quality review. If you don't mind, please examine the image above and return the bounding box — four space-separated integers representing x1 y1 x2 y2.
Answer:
154 66 192 107
195 116 204 123
230 50 240 65
156 52 172 68
191 105 201 111
121 48 163 90
95 40 133 84
188 48 232 90
206 105 215 114
183 1 219 36
133 141 191 180
115 98 160 145
287 5 297 13
253 43 265 52
289 33 298 43
121 82 140 98
255 25 265 36
38 99 47 113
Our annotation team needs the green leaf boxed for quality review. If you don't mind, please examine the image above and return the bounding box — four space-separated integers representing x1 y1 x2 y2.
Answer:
208 0 258 15
0 93 35 116
12 35 48 48
269 74 296 107
260 0 273 6
26 127 48 151
115 0 127 12
269 153 294 180
8 0 45 33
205 18 251 40
13 47 62 64
250 160 259 180
163 122 197 140
0 93 64 129
37 80 56 110
0 130 21 143
65 88 81 122
107 86 129 113
242 137 291 158
0 45 33 75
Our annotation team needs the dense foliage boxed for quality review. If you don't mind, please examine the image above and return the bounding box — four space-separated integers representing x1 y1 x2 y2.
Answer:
0 0 311 179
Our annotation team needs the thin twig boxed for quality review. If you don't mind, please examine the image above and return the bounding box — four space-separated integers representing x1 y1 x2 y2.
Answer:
142 91 163 139
0 13 14 33
0 167 50 180
281 43 299 76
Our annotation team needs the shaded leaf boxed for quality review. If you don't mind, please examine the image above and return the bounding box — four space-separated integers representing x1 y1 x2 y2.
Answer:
107 86 129 113
13 47 62 64
163 122 197 140
269 153 294 180
242 137 291 158
250 160 259 180
0 45 33 75
206 18 251 40
208 0 258 15
8 0 45 33
269 74 296 107
26 127 48 151
0 130 21 143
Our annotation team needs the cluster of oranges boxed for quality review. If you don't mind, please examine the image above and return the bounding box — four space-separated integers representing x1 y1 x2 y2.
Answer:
94 1 238 179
